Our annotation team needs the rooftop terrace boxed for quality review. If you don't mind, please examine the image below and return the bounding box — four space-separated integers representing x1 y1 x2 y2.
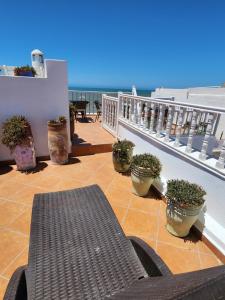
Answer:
0 139 222 297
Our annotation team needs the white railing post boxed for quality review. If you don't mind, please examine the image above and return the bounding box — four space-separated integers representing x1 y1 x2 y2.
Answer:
185 110 197 153
199 114 214 160
156 104 164 137
149 103 155 134
129 98 133 123
216 140 225 169
144 102 149 130
164 106 173 142
174 107 184 147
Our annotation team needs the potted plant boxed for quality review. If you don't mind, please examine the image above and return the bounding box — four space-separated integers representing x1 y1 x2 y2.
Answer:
14 65 36 77
131 153 161 196
112 139 135 172
1 116 36 171
166 179 206 237
48 116 69 164
69 103 76 141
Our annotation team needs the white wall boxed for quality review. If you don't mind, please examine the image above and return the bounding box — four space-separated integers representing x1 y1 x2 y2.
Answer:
0 59 70 161
118 121 225 256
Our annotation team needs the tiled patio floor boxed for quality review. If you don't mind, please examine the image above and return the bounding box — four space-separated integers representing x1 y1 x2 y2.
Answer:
0 152 222 298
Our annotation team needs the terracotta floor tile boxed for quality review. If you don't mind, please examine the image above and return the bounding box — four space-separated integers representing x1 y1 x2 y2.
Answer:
9 186 46 206
2 248 28 279
0 228 28 274
57 179 87 191
130 197 160 215
123 210 158 240
0 181 25 199
111 205 127 224
197 240 217 255
105 185 131 208
0 276 9 300
156 242 201 274
31 174 62 190
0 199 25 227
7 209 32 236
199 253 222 269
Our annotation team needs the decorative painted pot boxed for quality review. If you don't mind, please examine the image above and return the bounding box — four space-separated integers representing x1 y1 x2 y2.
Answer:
112 148 133 173
12 140 36 171
166 203 203 237
48 121 68 164
131 166 154 196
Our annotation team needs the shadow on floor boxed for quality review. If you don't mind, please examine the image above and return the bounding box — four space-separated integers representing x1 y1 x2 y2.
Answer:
67 157 81 165
76 117 94 123
0 165 13 175
21 162 48 174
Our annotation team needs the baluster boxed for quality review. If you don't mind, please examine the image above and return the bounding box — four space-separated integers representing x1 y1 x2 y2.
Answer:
199 113 214 160
149 103 155 133
137 100 142 126
156 104 164 137
110 101 112 128
129 98 133 123
127 98 130 120
121 96 124 118
164 106 173 142
124 98 127 120
173 108 184 147
133 99 138 124
216 140 225 169
144 102 149 130
185 110 197 153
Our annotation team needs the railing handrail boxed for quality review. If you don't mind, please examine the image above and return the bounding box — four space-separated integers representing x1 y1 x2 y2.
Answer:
69 89 122 94
121 93 225 114
102 95 118 102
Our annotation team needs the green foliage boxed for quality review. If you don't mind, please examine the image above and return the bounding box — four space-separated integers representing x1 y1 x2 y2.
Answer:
69 103 76 121
166 179 206 208
112 139 134 164
48 116 67 125
131 153 161 178
14 65 36 76
1 116 30 149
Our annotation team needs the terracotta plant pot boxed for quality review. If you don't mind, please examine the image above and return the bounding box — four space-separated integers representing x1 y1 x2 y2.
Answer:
131 166 154 196
166 203 203 237
112 148 133 173
12 140 36 171
48 121 68 164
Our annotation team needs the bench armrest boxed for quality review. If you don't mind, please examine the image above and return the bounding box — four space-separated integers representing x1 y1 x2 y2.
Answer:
4 265 27 300
128 236 172 277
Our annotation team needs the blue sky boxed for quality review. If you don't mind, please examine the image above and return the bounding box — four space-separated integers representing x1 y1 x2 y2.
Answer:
1 0 225 89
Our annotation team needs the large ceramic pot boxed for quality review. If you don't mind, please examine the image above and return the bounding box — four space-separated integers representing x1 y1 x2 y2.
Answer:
131 166 154 196
48 121 68 164
166 203 203 237
12 140 36 171
112 148 133 173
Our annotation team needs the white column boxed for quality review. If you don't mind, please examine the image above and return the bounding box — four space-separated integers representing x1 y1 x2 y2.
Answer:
199 114 214 160
216 139 225 169
173 107 184 147
185 110 197 153
164 106 173 142
144 102 149 130
149 103 155 133
156 104 164 138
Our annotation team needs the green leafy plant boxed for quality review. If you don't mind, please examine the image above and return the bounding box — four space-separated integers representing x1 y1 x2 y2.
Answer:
1 116 31 150
166 179 206 208
131 153 161 178
14 65 36 76
112 139 134 164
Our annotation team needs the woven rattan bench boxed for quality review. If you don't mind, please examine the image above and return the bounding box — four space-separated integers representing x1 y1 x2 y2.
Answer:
4 185 225 299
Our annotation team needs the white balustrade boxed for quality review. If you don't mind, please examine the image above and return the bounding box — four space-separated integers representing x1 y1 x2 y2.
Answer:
101 93 225 175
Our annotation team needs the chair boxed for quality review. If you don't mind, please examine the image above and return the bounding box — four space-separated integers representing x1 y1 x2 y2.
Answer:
4 185 225 300
94 100 102 122
72 101 89 120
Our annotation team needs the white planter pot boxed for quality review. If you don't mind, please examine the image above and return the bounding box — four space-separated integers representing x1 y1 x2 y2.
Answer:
12 143 36 171
166 203 203 237
131 172 154 197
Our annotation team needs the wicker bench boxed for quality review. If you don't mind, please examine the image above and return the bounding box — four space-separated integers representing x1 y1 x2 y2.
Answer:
4 185 225 299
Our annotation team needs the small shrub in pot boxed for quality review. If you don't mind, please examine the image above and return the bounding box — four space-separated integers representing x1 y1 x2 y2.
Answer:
14 65 36 77
1 115 36 171
131 153 161 196
48 116 69 165
166 179 206 237
69 103 76 141
112 139 135 173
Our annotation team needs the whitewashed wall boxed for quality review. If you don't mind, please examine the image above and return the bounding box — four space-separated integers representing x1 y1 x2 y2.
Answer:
152 87 225 139
0 59 70 161
118 121 225 256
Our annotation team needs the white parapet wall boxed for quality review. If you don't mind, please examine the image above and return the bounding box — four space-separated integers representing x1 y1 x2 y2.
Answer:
117 121 225 256
0 59 70 161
